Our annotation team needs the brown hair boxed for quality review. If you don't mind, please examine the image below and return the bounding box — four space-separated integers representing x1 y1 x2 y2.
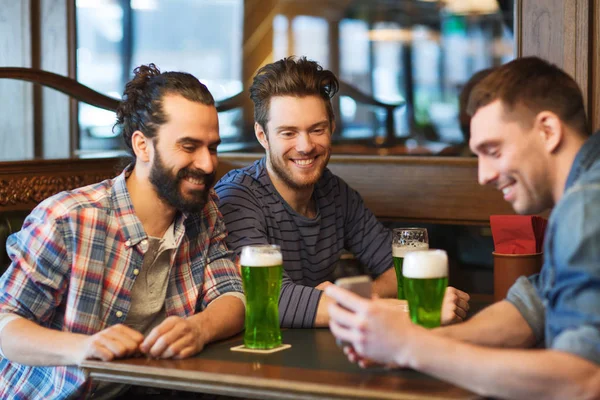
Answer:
249 56 339 132
114 63 215 159
467 57 589 136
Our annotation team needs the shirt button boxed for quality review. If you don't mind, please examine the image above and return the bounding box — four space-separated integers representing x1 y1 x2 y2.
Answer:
115 311 123 318
133 269 140 276
125 239 132 247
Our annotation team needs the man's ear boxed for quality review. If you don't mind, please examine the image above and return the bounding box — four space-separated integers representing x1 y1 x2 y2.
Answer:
255 122 269 150
131 130 151 162
535 111 563 154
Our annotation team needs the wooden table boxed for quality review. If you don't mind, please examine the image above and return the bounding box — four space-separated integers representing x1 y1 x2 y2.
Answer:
82 329 480 400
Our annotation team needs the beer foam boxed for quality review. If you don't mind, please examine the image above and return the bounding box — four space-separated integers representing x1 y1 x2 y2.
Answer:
392 242 429 257
240 248 283 267
402 250 448 278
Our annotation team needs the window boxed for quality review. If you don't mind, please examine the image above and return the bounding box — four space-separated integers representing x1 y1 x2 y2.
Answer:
75 0 514 156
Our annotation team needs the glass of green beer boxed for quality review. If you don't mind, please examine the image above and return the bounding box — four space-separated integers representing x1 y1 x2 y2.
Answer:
392 228 429 300
403 249 448 328
240 244 283 349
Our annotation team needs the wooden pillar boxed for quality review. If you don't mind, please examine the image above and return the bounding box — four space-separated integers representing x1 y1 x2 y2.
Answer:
242 0 279 140
517 0 593 128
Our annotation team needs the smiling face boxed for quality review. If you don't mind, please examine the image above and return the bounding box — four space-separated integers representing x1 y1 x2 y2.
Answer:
470 100 554 215
257 95 333 191
148 94 220 213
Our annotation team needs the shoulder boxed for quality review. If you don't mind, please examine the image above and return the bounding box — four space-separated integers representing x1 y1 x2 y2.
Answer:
30 179 114 223
550 175 600 265
215 159 272 203
316 168 363 203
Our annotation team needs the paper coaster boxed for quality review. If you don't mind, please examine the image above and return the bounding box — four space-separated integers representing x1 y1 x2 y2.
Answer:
230 344 291 354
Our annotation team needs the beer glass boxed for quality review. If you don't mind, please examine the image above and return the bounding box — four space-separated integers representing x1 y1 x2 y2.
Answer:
240 244 283 349
392 228 429 300
403 249 448 328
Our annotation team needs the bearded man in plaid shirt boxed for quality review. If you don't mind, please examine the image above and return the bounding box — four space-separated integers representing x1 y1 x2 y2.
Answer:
0 64 245 399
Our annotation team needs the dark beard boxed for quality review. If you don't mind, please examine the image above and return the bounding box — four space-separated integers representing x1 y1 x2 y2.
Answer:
149 150 215 214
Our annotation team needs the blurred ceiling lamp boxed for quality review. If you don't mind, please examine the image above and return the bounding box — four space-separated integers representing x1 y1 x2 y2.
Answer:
442 0 499 15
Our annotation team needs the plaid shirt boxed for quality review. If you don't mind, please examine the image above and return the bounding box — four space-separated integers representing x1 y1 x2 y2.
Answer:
0 168 244 399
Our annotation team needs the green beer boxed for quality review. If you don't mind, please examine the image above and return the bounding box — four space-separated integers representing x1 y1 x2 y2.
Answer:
393 242 429 300
240 245 283 349
403 250 448 328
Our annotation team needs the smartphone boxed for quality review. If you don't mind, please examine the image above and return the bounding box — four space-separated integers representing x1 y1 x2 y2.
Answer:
334 275 373 299
334 275 372 348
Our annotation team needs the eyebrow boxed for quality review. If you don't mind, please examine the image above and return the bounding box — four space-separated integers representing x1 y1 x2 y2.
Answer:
275 120 329 132
176 137 221 147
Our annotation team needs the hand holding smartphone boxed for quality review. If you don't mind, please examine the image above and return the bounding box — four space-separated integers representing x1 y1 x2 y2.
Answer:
333 275 373 348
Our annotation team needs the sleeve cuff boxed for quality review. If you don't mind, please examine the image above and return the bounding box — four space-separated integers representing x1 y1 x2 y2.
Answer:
213 292 246 309
552 325 600 365
506 276 546 344
0 313 24 358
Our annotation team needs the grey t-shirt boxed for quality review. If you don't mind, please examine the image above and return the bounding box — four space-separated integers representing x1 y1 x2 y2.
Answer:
215 158 392 328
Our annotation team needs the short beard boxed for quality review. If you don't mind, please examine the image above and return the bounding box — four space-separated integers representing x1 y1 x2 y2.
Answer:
266 145 329 191
149 150 215 214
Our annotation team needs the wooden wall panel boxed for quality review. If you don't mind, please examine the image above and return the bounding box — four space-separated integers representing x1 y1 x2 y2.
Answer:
1 155 514 226
0 0 33 161
218 154 515 225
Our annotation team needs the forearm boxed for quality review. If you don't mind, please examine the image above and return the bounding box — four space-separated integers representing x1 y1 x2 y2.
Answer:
434 300 536 348
1 317 86 366
372 267 397 298
189 295 244 345
406 331 600 400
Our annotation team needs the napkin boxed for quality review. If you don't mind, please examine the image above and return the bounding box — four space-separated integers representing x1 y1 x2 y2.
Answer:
490 215 548 254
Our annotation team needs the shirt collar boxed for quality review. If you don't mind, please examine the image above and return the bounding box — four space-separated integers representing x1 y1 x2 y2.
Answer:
565 131 600 191
110 165 148 248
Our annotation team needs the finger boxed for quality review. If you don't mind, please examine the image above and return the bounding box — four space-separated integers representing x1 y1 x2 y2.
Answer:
103 330 142 355
324 285 369 313
148 323 190 358
453 306 467 320
111 324 145 343
86 342 115 362
95 336 129 358
456 298 470 312
455 289 471 302
173 345 198 360
140 317 179 353
328 302 364 329
329 320 359 345
160 334 194 359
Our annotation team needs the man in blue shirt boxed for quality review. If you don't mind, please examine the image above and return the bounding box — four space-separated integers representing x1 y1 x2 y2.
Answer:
327 56 600 399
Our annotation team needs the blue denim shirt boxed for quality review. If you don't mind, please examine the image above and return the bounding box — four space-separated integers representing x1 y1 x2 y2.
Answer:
507 131 600 365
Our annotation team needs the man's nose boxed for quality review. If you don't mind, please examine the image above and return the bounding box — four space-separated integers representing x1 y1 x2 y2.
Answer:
478 157 499 186
193 147 216 175
296 132 316 153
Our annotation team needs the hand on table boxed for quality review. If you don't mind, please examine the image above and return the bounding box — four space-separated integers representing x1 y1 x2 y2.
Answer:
140 316 204 359
77 324 143 364
441 287 470 325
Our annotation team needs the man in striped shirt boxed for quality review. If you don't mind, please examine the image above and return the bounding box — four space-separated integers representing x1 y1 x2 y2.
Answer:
0 65 245 399
215 57 469 329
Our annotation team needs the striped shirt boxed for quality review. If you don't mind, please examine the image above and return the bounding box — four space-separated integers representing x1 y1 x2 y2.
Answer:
215 158 392 328
0 167 244 399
